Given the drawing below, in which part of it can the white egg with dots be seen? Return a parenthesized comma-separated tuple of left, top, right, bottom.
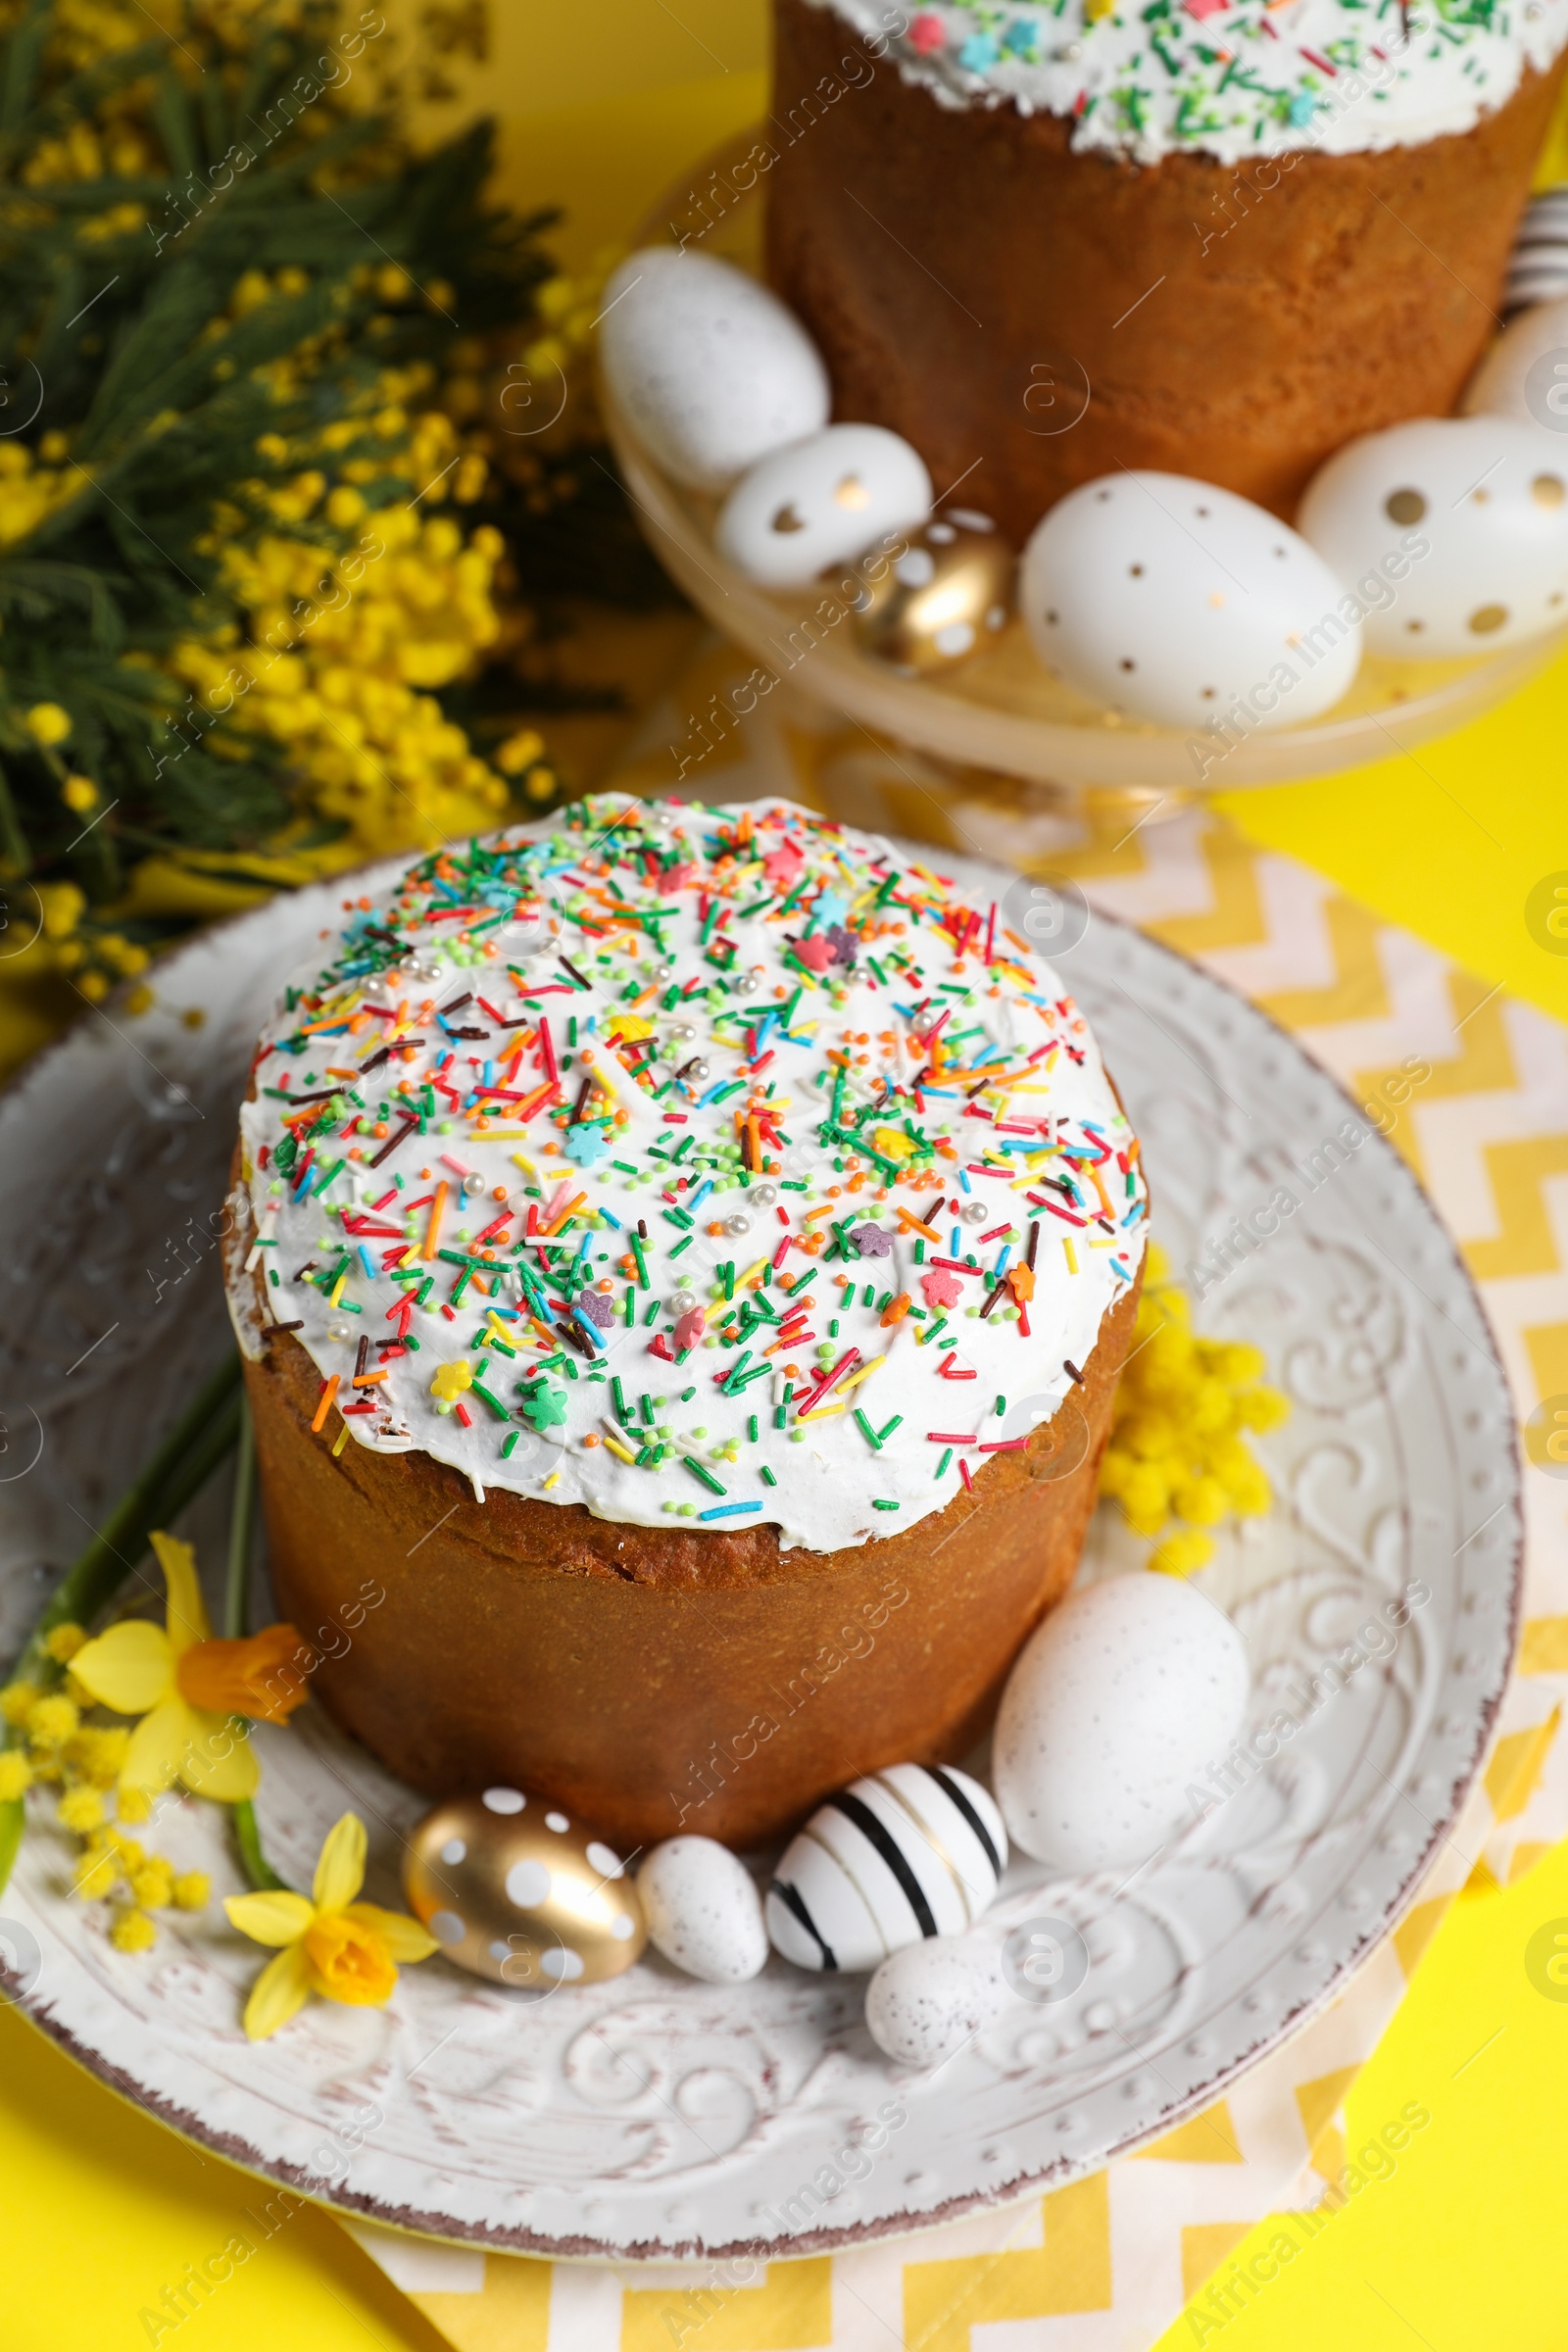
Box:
(598, 247, 830, 493)
(1021, 471, 1361, 728)
(766, 1763, 1006, 1974)
(715, 423, 933, 589)
(1298, 416, 1568, 658)
(1462, 294, 1568, 430)
(993, 1573, 1250, 1873)
(639, 1837, 768, 1984)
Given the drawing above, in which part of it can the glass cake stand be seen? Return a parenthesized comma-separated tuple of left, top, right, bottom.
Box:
(597, 130, 1564, 805)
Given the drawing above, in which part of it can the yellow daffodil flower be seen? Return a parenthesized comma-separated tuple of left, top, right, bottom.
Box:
(224, 1813, 438, 2039)
(69, 1533, 310, 1802)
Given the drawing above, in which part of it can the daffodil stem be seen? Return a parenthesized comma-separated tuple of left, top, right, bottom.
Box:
(0, 1796, 21, 1897)
(9, 1351, 244, 1697)
(223, 1400, 257, 1642)
(0, 1349, 245, 1898)
(220, 1397, 291, 1894)
(231, 1796, 288, 1892)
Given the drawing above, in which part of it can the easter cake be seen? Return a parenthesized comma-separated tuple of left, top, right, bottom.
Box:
(765, 0, 1568, 533)
(229, 796, 1148, 1849)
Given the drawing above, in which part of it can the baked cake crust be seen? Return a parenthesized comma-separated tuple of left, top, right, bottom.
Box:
(245, 1276, 1137, 1848)
(767, 0, 1566, 531)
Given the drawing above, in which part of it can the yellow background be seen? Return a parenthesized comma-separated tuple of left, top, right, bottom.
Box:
(6, 10, 1568, 2346)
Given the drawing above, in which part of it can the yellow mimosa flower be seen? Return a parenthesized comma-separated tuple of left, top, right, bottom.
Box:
(224, 1813, 438, 2039)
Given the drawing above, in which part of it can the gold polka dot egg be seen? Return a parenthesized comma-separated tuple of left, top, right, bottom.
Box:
(404, 1787, 646, 1988)
(852, 512, 1016, 675)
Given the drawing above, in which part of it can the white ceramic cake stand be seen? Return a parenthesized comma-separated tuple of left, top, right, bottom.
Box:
(597, 129, 1566, 798)
(0, 849, 1520, 2259)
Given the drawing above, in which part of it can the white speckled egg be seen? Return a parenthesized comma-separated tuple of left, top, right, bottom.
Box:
(994, 1574, 1250, 1873)
(766, 1763, 1006, 1974)
(1021, 471, 1360, 728)
(638, 1837, 767, 1984)
(864, 1937, 1007, 2070)
(1298, 416, 1568, 658)
(715, 424, 933, 589)
(598, 248, 829, 493)
(403, 1789, 646, 1987)
(1462, 296, 1568, 434)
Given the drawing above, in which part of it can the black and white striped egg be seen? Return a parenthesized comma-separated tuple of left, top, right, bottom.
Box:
(1505, 187, 1568, 314)
(765, 1764, 1006, 1974)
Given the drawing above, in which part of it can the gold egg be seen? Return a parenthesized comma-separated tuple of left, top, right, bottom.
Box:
(403, 1788, 647, 1987)
(853, 516, 1016, 675)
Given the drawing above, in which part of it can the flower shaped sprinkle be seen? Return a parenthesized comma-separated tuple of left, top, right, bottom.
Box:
(519, 1379, 568, 1430)
(429, 1357, 473, 1408)
(70, 1534, 309, 1802)
(870, 1126, 917, 1163)
(794, 934, 836, 973)
(224, 1812, 438, 2039)
(564, 1123, 611, 1167)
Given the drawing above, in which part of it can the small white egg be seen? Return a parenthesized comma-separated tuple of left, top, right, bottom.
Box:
(1020, 471, 1361, 728)
(638, 1837, 767, 1983)
(1461, 294, 1568, 430)
(599, 248, 829, 493)
(994, 1573, 1250, 1872)
(1298, 416, 1568, 657)
(864, 1938, 1006, 2070)
(715, 424, 933, 589)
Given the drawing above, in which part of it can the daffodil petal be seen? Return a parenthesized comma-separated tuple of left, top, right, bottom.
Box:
(225, 1890, 314, 1947)
(120, 1694, 191, 1792)
(173, 1706, 259, 1803)
(69, 1620, 173, 1715)
(242, 1940, 313, 2039)
(344, 1902, 440, 1963)
(312, 1812, 366, 1912)
(151, 1529, 212, 1655)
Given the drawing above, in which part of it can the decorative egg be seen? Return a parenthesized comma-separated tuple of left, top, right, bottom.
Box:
(1022, 472, 1361, 728)
(715, 424, 933, 590)
(993, 1574, 1249, 1873)
(638, 1837, 768, 1984)
(403, 1787, 646, 1987)
(1461, 295, 1568, 435)
(598, 247, 829, 493)
(1504, 187, 1568, 315)
(852, 512, 1015, 673)
(864, 1937, 1007, 2070)
(765, 1763, 1006, 1973)
(1298, 416, 1568, 658)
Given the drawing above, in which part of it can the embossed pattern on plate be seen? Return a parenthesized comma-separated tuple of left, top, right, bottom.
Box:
(0, 851, 1521, 2259)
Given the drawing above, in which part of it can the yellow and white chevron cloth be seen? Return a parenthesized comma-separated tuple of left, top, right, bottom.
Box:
(341, 667, 1568, 2352)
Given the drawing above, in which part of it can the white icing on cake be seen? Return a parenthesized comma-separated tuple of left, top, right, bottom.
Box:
(803, 0, 1568, 167)
(231, 797, 1146, 1555)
